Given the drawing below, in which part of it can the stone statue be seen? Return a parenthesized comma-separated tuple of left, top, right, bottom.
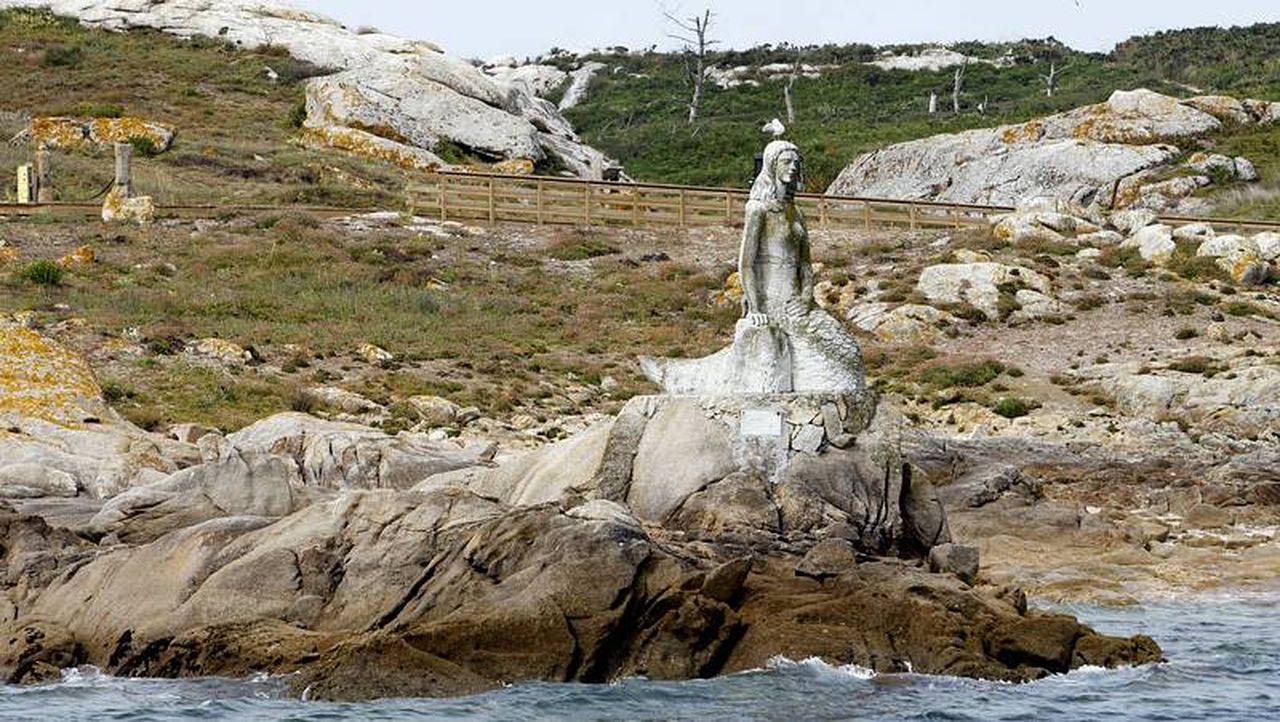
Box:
(641, 140, 865, 395)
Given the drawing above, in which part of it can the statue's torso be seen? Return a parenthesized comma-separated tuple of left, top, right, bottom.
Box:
(752, 202, 806, 317)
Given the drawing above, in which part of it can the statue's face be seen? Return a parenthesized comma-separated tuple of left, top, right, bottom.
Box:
(775, 151, 800, 186)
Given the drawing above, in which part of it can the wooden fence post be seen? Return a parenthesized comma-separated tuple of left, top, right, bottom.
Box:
(536, 180, 544, 225)
(487, 177, 496, 223)
(114, 143, 133, 196)
(678, 189, 687, 226)
(439, 174, 447, 221)
(584, 184, 591, 225)
(34, 150, 53, 203)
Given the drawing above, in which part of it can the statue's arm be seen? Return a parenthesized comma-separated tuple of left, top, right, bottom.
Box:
(739, 204, 766, 318)
(798, 219, 814, 306)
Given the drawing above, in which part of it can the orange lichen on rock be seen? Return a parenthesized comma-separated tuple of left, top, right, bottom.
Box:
(299, 126, 445, 171)
(102, 187, 156, 224)
(30, 117, 89, 148)
(493, 158, 535, 175)
(28, 117, 174, 152)
(87, 117, 175, 151)
(1000, 120, 1044, 145)
(57, 245, 95, 269)
(0, 245, 18, 265)
(0, 324, 105, 428)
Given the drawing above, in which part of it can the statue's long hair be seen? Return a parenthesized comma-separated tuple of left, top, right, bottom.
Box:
(749, 140, 803, 207)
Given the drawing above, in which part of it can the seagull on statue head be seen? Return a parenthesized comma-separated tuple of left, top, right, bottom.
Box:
(761, 118, 786, 138)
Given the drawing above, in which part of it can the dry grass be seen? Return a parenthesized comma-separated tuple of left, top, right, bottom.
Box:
(0, 8, 414, 207)
(0, 216, 737, 430)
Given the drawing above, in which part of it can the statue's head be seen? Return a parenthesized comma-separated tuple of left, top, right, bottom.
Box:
(751, 140, 802, 203)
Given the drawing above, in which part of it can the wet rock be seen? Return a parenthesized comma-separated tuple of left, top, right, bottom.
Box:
(929, 543, 980, 584)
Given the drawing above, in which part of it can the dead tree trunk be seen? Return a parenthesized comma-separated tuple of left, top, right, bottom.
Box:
(928, 90, 938, 115)
(952, 60, 967, 114)
(1041, 62, 1066, 97)
(665, 8, 717, 124)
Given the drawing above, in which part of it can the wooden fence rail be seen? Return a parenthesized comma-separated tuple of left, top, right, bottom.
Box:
(406, 171, 1013, 232)
(406, 170, 1280, 235)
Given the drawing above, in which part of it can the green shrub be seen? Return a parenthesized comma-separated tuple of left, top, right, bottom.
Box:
(547, 236, 619, 261)
(991, 397, 1032, 419)
(1168, 356, 1224, 376)
(917, 359, 1006, 389)
(41, 44, 82, 68)
(287, 100, 307, 129)
(17, 259, 64, 286)
(79, 103, 125, 118)
(1174, 327, 1199, 340)
(128, 135, 160, 157)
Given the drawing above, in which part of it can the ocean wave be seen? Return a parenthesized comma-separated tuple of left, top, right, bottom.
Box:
(764, 655, 878, 679)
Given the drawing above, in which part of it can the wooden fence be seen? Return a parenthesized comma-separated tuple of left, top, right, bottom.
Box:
(405, 171, 1011, 231)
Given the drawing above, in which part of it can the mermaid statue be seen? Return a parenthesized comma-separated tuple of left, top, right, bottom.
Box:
(641, 140, 865, 395)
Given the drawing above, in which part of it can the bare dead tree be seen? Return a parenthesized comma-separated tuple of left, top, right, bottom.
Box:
(1040, 61, 1068, 97)
(783, 52, 802, 123)
(952, 58, 967, 114)
(664, 8, 718, 124)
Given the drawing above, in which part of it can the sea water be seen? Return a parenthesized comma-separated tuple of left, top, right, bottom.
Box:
(2, 592, 1276, 721)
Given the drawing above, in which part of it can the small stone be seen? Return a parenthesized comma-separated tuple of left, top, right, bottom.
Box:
(1183, 503, 1232, 529)
(795, 538, 857, 581)
(188, 338, 252, 366)
(928, 543, 980, 584)
(357, 343, 394, 366)
(456, 407, 482, 425)
(405, 395, 459, 427)
(790, 424, 825, 454)
(168, 423, 216, 445)
(56, 245, 95, 268)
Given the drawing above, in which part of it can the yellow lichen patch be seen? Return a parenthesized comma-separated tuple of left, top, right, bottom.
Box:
(299, 126, 444, 171)
(0, 246, 18, 265)
(56, 245, 95, 269)
(101, 188, 156, 224)
(0, 325, 105, 428)
(87, 117, 175, 151)
(30, 117, 175, 152)
(1000, 120, 1044, 145)
(493, 158, 535, 175)
(31, 117, 89, 149)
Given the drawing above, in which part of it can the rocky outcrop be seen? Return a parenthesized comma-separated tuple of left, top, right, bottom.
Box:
(0, 477, 1160, 699)
(226, 412, 496, 491)
(0, 329, 1163, 699)
(29, 116, 174, 152)
(867, 47, 1010, 72)
(3, 0, 614, 177)
(827, 89, 1277, 209)
(0, 323, 187, 499)
(915, 262, 1053, 320)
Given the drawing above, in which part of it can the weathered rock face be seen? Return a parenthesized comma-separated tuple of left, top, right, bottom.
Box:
(915, 262, 1053, 320)
(418, 393, 925, 550)
(0, 323, 183, 499)
(827, 88, 1277, 208)
(226, 412, 497, 491)
(3, 0, 613, 177)
(0, 480, 1160, 699)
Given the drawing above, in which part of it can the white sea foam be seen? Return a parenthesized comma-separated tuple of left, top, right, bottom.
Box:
(765, 655, 878, 679)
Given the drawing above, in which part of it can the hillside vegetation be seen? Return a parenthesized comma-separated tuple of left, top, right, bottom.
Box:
(0, 8, 409, 207)
(562, 24, 1280, 201)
